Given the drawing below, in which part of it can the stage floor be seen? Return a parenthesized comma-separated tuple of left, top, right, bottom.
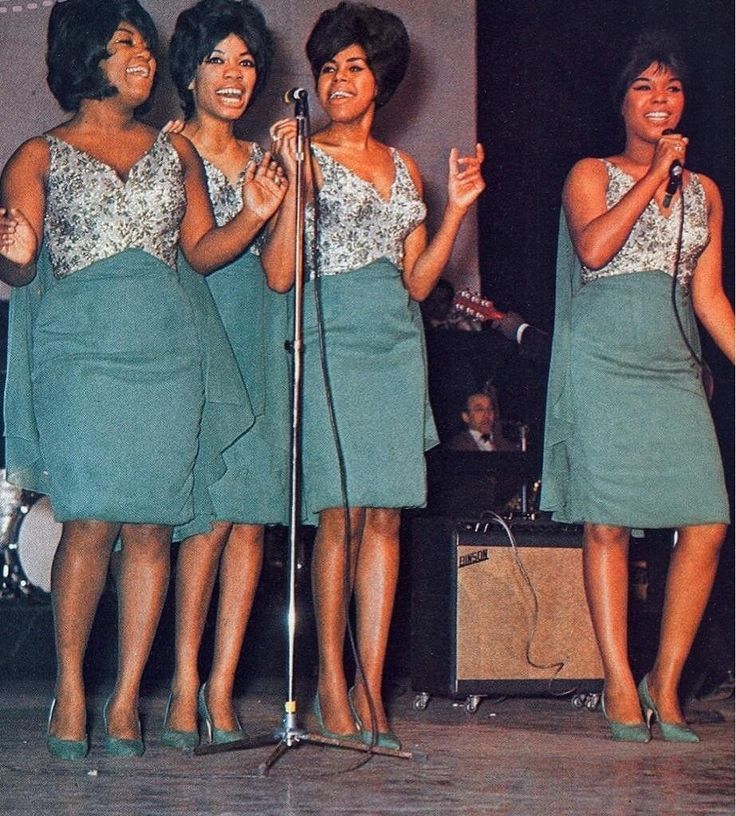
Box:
(2, 677, 733, 815)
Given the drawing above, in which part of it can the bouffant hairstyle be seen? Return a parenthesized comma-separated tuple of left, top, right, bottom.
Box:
(46, 0, 159, 113)
(306, 2, 410, 109)
(611, 30, 688, 114)
(169, 0, 274, 120)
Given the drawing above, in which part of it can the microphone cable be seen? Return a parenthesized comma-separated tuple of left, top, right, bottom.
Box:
(668, 176, 704, 371)
(482, 513, 574, 696)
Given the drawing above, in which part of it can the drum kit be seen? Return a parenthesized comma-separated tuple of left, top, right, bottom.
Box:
(0, 468, 60, 600)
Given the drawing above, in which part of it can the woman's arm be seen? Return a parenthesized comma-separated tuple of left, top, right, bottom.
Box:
(690, 176, 734, 363)
(172, 133, 287, 276)
(259, 118, 302, 293)
(0, 138, 48, 286)
(402, 144, 485, 302)
(563, 136, 683, 270)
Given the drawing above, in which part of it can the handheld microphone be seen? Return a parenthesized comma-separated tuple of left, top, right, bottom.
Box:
(661, 128, 683, 208)
(283, 87, 308, 105)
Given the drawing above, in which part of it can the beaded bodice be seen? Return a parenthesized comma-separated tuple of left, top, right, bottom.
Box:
(200, 143, 265, 255)
(44, 132, 185, 280)
(581, 160, 709, 287)
(305, 144, 426, 278)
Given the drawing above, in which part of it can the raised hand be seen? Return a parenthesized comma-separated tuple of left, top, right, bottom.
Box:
(448, 143, 486, 213)
(241, 151, 288, 222)
(0, 207, 37, 266)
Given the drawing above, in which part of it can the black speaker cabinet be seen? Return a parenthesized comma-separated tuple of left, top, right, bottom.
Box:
(411, 516, 603, 700)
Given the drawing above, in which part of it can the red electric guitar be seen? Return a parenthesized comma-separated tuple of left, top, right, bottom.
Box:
(451, 289, 505, 324)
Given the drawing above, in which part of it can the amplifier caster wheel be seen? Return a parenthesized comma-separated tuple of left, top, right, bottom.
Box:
(571, 692, 601, 711)
(464, 695, 483, 714)
(413, 692, 430, 711)
(585, 693, 601, 711)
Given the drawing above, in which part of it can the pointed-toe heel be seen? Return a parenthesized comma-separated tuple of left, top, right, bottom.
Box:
(347, 687, 402, 750)
(600, 694, 651, 743)
(160, 693, 199, 750)
(637, 675, 700, 743)
(197, 684, 246, 745)
(46, 699, 89, 760)
(312, 693, 362, 743)
(103, 697, 144, 757)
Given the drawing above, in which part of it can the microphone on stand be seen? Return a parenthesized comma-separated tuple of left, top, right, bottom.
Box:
(283, 87, 309, 116)
(283, 87, 308, 104)
(661, 128, 683, 208)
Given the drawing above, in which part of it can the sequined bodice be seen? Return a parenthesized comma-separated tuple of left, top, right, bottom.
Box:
(305, 145, 427, 278)
(44, 132, 186, 280)
(201, 143, 265, 255)
(581, 160, 709, 287)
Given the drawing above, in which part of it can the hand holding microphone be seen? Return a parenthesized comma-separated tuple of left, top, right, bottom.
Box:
(660, 128, 687, 208)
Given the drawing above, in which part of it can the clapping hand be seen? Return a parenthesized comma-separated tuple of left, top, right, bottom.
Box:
(0, 207, 37, 266)
(241, 151, 288, 222)
(448, 143, 485, 213)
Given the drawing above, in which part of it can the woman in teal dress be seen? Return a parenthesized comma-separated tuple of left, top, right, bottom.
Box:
(161, 0, 293, 749)
(0, 0, 285, 759)
(541, 32, 733, 742)
(267, 2, 485, 748)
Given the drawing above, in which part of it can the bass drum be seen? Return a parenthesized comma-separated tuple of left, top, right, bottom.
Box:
(17, 495, 62, 594)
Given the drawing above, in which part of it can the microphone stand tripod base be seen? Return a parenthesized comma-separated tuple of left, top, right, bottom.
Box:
(301, 730, 428, 762)
(191, 730, 283, 758)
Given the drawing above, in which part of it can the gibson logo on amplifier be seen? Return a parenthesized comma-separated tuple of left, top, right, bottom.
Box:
(458, 548, 489, 568)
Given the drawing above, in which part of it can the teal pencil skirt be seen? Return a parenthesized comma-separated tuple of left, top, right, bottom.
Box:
(555, 271, 728, 527)
(31, 250, 205, 524)
(300, 259, 438, 523)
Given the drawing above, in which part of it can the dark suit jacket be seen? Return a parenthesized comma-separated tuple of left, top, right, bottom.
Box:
(444, 427, 518, 452)
(518, 325, 550, 365)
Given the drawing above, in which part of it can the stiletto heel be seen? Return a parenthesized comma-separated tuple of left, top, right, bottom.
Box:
(600, 693, 651, 743)
(312, 693, 362, 742)
(348, 687, 401, 750)
(197, 683, 245, 745)
(103, 697, 144, 757)
(637, 675, 700, 743)
(46, 699, 89, 760)
(161, 693, 199, 750)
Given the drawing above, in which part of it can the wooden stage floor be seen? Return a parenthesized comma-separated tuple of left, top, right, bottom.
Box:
(2, 677, 733, 816)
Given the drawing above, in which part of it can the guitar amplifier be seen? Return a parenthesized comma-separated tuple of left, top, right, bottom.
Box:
(411, 515, 603, 699)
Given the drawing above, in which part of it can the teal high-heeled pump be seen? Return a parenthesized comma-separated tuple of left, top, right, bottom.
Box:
(637, 675, 700, 743)
(348, 687, 401, 750)
(46, 699, 89, 760)
(312, 693, 363, 743)
(197, 684, 246, 745)
(103, 697, 144, 757)
(600, 694, 651, 743)
(160, 693, 199, 750)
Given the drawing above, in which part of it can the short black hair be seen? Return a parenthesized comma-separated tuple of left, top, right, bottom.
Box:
(46, 0, 159, 113)
(306, 2, 410, 109)
(612, 30, 688, 113)
(169, 0, 274, 120)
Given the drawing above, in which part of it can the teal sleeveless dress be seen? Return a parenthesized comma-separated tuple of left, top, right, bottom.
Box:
(4, 133, 249, 526)
(175, 145, 291, 538)
(300, 145, 438, 523)
(541, 161, 729, 528)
